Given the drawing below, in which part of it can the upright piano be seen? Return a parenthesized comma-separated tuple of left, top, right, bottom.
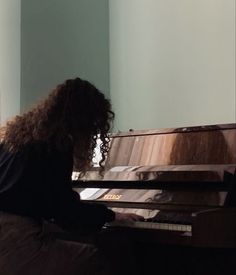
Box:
(72, 123, 236, 275)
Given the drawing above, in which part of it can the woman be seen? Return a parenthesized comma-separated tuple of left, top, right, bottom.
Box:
(0, 77, 143, 275)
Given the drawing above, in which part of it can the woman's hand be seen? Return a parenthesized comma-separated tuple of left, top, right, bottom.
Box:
(114, 212, 144, 223)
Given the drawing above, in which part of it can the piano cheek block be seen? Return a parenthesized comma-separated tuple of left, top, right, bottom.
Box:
(192, 208, 236, 248)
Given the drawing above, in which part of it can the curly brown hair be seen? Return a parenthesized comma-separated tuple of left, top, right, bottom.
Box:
(0, 77, 114, 173)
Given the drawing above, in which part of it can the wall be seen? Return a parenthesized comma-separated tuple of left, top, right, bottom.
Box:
(109, 0, 236, 131)
(0, 0, 21, 123)
(21, 0, 109, 112)
(1, 0, 235, 130)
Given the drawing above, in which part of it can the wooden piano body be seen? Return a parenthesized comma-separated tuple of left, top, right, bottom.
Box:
(72, 123, 236, 275)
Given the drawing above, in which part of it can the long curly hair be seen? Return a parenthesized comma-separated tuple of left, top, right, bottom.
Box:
(0, 77, 114, 173)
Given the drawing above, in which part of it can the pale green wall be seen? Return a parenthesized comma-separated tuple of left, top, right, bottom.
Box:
(0, 0, 21, 123)
(2, 0, 235, 131)
(21, 0, 109, 112)
(110, 0, 236, 131)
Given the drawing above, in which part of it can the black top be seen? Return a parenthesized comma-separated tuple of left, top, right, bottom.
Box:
(0, 142, 115, 231)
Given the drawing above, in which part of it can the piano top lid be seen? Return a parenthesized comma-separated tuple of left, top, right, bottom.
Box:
(109, 123, 236, 138)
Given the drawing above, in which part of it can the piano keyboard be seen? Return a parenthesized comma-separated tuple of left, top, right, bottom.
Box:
(105, 210, 193, 232)
(105, 220, 192, 232)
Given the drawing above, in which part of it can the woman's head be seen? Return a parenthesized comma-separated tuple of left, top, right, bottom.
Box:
(1, 77, 114, 172)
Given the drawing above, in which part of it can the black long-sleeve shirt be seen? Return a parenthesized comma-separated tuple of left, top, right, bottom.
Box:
(0, 142, 115, 231)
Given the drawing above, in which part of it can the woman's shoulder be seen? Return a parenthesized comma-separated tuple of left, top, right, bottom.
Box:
(0, 142, 29, 167)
